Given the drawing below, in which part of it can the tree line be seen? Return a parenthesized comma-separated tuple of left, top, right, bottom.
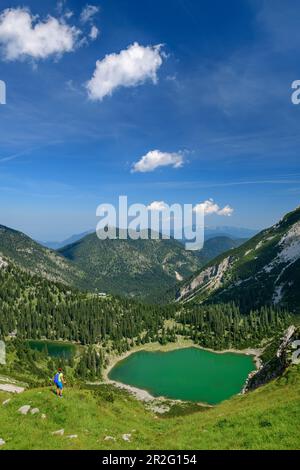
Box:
(0, 263, 292, 381)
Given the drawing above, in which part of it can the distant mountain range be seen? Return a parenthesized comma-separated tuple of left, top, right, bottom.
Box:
(39, 230, 93, 250)
(178, 206, 300, 313)
(203, 225, 258, 240)
(39, 225, 257, 250)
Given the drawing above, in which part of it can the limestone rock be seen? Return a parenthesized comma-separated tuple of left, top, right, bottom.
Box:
(0, 384, 25, 394)
(18, 405, 31, 415)
(30, 408, 40, 415)
(52, 429, 64, 436)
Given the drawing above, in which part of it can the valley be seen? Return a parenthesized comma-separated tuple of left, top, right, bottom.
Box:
(0, 206, 300, 449)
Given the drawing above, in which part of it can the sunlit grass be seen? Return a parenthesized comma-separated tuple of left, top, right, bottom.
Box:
(0, 366, 300, 450)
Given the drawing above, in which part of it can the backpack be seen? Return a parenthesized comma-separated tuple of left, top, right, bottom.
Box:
(54, 372, 60, 385)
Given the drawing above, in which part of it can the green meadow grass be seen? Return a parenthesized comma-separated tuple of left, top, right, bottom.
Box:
(1, 366, 300, 450)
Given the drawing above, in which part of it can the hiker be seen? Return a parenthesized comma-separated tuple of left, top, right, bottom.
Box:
(54, 368, 65, 398)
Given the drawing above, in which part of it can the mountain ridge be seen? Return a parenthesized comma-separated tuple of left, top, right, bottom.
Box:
(0, 224, 86, 288)
(177, 206, 300, 312)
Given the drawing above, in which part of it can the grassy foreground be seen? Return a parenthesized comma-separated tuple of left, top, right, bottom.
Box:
(1, 365, 300, 450)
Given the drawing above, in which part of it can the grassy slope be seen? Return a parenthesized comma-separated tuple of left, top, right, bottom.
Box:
(1, 365, 300, 450)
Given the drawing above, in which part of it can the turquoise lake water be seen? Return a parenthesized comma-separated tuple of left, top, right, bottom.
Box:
(27, 340, 75, 359)
(109, 347, 255, 404)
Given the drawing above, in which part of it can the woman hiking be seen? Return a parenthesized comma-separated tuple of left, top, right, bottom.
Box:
(53, 368, 65, 398)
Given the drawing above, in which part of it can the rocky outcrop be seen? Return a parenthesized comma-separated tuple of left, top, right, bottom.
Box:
(243, 326, 300, 392)
(0, 256, 8, 269)
(178, 256, 234, 301)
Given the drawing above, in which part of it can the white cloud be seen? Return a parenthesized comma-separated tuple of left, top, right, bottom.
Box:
(147, 201, 169, 211)
(86, 42, 164, 101)
(0, 8, 81, 61)
(132, 150, 184, 173)
(56, 1, 66, 14)
(217, 204, 234, 216)
(89, 25, 99, 40)
(64, 10, 74, 20)
(80, 4, 100, 23)
(56, 1, 73, 19)
(194, 199, 234, 216)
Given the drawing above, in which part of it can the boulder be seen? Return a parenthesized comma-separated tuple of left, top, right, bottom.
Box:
(51, 429, 64, 436)
(0, 384, 24, 394)
(30, 408, 40, 415)
(18, 405, 31, 415)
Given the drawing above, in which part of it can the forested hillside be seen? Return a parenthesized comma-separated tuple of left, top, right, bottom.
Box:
(0, 225, 85, 288)
(59, 229, 202, 302)
(0, 256, 290, 381)
(0, 223, 247, 303)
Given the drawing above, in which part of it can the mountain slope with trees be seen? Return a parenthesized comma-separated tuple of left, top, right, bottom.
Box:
(58, 231, 244, 302)
(0, 224, 85, 288)
(0, 223, 246, 302)
(59, 230, 201, 302)
(178, 206, 300, 313)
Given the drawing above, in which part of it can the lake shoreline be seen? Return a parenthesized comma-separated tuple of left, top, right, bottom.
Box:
(102, 339, 262, 403)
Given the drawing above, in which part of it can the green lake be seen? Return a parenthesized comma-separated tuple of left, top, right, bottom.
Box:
(27, 340, 75, 359)
(109, 347, 255, 404)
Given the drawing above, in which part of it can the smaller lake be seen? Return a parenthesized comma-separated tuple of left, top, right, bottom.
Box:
(27, 340, 75, 359)
(109, 347, 255, 404)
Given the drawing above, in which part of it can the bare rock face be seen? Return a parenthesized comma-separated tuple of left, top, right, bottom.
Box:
(178, 256, 234, 301)
(243, 325, 300, 393)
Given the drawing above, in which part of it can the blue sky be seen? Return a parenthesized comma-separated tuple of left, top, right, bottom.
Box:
(0, 0, 300, 240)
